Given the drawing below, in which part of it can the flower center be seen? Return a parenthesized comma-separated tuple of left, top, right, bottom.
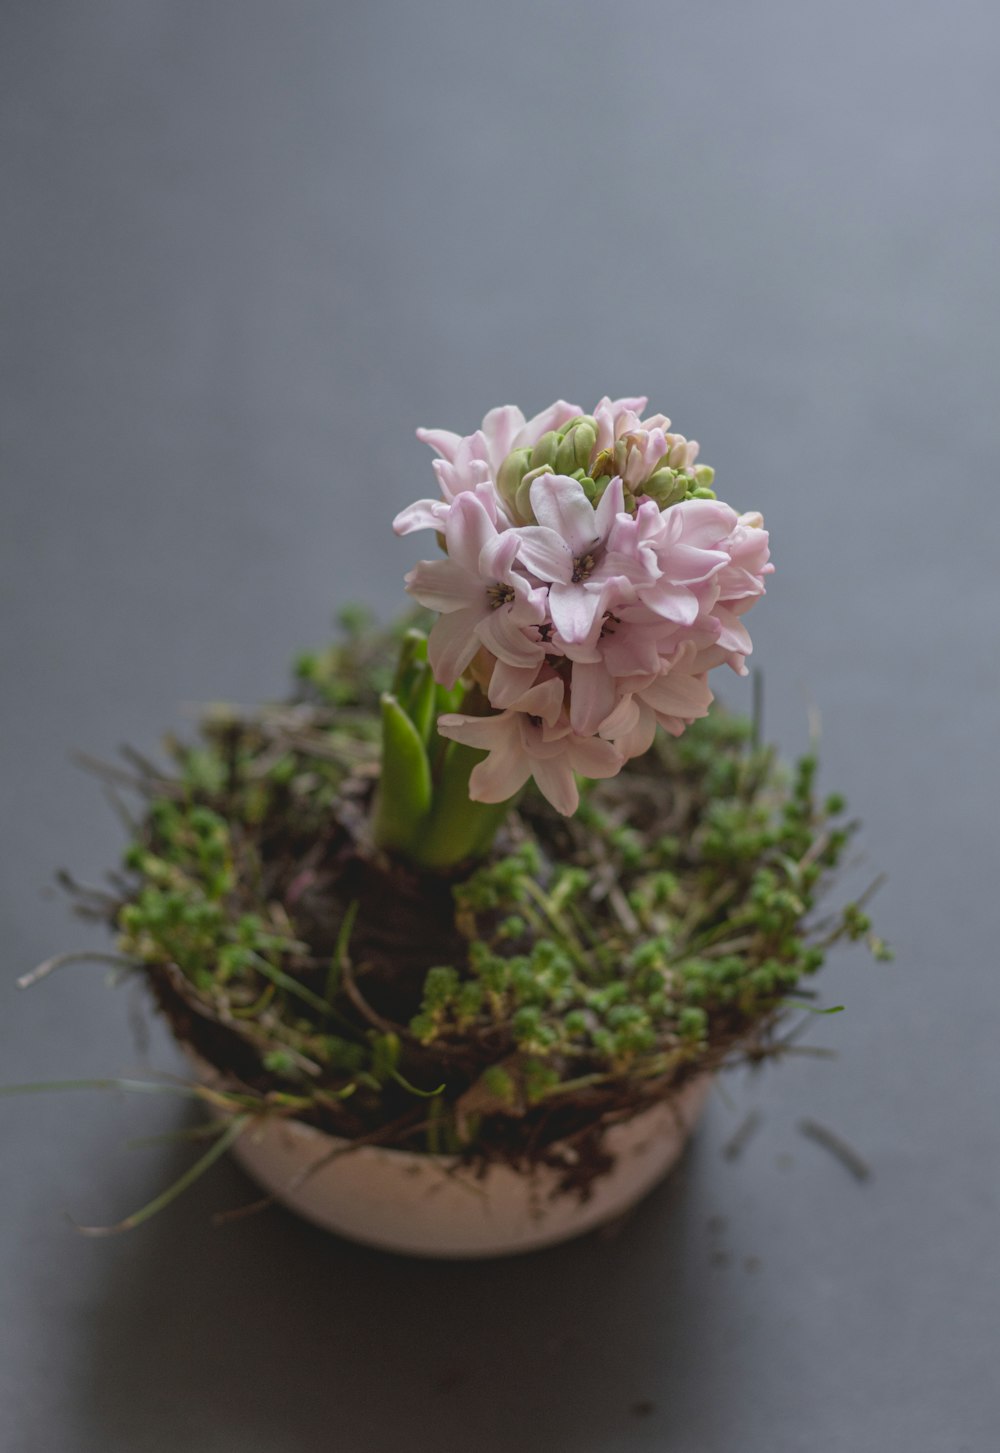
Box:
(486, 582, 515, 609)
(571, 552, 597, 583)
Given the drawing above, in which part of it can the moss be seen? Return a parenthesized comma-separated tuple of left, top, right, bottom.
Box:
(96, 615, 886, 1160)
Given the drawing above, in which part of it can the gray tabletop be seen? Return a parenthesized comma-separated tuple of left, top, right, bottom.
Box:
(2, 3, 997, 1450)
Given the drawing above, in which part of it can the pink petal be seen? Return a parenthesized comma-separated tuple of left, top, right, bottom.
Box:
(673, 498, 738, 546)
(427, 608, 484, 687)
(548, 582, 603, 643)
(432, 454, 491, 503)
(437, 711, 509, 750)
(529, 475, 599, 556)
(597, 696, 638, 738)
(469, 742, 533, 803)
(530, 757, 579, 816)
(593, 475, 625, 539)
(480, 406, 526, 469)
(393, 498, 449, 536)
(663, 540, 729, 585)
(445, 492, 498, 576)
(405, 558, 483, 614)
(515, 675, 565, 726)
(487, 660, 543, 709)
(477, 609, 545, 669)
(416, 427, 463, 462)
(640, 577, 701, 626)
(610, 700, 659, 761)
(566, 735, 624, 780)
(641, 670, 714, 718)
(712, 606, 753, 655)
(604, 394, 648, 420)
(513, 525, 573, 583)
(514, 400, 582, 450)
(478, 529, 520, 583)
(569, 661, 618, 736)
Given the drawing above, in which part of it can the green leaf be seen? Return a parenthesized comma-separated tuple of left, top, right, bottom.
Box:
(372, 693, 433, 852)
(391, 630, 429, 697)
(405, 662, 437, 745)
(409, 740, 512, 870)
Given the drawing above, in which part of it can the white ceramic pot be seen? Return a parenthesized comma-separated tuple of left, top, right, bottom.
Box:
(209, 1072, 712, 1259)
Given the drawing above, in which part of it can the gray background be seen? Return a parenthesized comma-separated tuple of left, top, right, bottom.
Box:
(1, 2, 997, 1450)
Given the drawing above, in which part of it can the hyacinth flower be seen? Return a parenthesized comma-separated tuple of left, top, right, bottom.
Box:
(377, 397, 773, 870)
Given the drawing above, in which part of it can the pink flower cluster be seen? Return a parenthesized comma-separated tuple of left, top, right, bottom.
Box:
(394, 397, 773, 816)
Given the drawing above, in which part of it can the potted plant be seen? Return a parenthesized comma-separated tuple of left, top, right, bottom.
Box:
(14, 395, 887, 1256)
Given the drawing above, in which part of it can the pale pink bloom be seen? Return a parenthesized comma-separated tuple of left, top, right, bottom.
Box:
(715, 510, 774, 603)
(592, 396, 649, 455)
(393, 479, 505, 538)
(438, 676, 623, 816)
(516, 475, 656, 643)
(557, 601, 683, 735)
(476, 400, 583, 471)
(591, 395, 701, 492)
(600, 644, 715, 760)
(396, 401, 584, 539)
(396, 396, 774, 801)
(411, 401, 583, 514)
(484, 648, 548, 710)
(612, 499, 727, 625)
(404, 493, 547, 687)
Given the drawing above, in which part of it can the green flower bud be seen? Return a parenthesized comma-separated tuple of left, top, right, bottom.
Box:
(557, 413, 597, 437)
(496, 446, 532, 518)
(528, 430, 562, 471)
(693, 464, 715, 489)
(513, 463, 553, 525)
(644, 468, 688, 508)
(555, 420, 597, 475)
